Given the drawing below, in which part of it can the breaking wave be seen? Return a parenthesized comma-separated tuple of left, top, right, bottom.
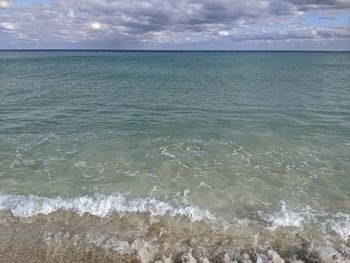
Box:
(0, 193, 216, 222)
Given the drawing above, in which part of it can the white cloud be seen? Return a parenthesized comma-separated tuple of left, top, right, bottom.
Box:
(0, 0, 10, 9)
(218, 31, 230, 36)
(87, 22, 106, 30)
(68, 11, 75, 19)
(0, 22, 15, 31)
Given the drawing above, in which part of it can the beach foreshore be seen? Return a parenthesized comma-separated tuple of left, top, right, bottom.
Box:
(0, 242, 347, 263)
(0, 211, 349, 263)
(0, 247, 304, 263)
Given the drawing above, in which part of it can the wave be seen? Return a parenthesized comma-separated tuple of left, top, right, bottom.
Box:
(0, 193, 216, 222)
(0, 193, 349, 244)
(261, 201, 306, 229)
(261, 201, 350, 242)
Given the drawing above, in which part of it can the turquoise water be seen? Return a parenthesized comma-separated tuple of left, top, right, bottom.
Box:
(0, 51, 350, 261)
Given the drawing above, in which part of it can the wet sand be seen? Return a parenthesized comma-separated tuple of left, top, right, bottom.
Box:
(0, 211, 349, 263)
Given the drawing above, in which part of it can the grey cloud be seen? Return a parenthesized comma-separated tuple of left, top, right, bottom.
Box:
(286, 0, 350, 10)
(269, 0, 350, 15)
(269, 1, 299, 15)
(0, 0, 349, 49)
(229, 27, 350, 42)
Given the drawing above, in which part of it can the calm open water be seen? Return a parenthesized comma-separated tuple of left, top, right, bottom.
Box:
(0, 51, 349, 262)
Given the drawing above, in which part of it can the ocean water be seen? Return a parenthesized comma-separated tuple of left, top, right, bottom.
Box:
(0, 51, 349, 262)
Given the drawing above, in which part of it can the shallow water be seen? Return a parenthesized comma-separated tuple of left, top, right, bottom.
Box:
(0, 51, 350, 262)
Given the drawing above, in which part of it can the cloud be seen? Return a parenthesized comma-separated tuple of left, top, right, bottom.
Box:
(269, 1, 300, 15)
(218, 31, 230, 36)
(0, 22, 15, 31)
(87, 22, 104, 30)
(229, 27, 350, 42)
(0, 0, 349, 49)
(0, 0, 10, 9)
(286, 0, 350, 11)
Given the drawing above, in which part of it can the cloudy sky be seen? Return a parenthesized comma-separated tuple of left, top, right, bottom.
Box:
(0, 0, 349, 50)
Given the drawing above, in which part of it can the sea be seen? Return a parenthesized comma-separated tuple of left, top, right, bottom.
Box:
(0, 51, 349, 262)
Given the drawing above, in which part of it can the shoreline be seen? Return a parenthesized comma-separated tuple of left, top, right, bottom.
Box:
(0, 211, 349, 263)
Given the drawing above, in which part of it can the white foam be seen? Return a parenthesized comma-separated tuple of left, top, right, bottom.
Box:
(160, 147, 176, 158)
(74, 160, 87, 168)
(0, 193, 216, 222)
(261, 202, 350, 242)
(261, 201, 305, 229)
(328, 213, 350, 241)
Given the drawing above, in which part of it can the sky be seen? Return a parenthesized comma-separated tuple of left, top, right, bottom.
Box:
(0, 0, 349, 50)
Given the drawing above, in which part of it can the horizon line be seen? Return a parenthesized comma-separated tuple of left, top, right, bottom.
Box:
(0, 49, 350, 52)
